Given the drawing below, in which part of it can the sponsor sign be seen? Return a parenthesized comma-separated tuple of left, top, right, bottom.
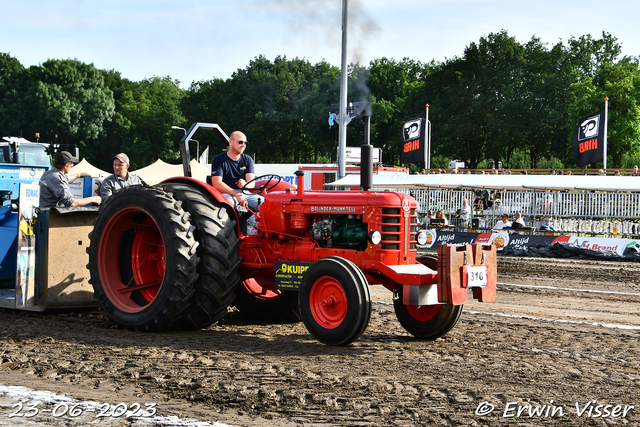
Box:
(275, 261, 312, 291)
(16, 184, 39, 308)
(416, 231, 628, 253)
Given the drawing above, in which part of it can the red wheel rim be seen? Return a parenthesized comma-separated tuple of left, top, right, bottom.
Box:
(98, 208, 165, 312)
(309, 277, 347, 329)
(406, 304, 441, 321)
(241, 277, 280, 301)
(131, 217, 165, 302)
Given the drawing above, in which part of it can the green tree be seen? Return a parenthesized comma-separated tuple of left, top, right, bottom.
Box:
(367, 57, 430, 166)
(0, 53, 27, 136)
(182, 55, 341, 164)
(19, 59, 115, 151)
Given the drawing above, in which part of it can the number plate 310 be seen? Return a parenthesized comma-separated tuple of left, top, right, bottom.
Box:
(462, 265, 488, 288)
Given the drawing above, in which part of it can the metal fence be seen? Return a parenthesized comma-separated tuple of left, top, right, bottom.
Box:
(407, 189, 640, 237)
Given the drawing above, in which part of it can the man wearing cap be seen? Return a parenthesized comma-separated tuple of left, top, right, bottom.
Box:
(99, 153, 143, 200)
(39, 151, 102, 208)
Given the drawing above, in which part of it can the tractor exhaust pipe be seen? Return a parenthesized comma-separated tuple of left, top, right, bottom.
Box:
(295, 170, 305, 196)
(360, 114, 373, 191)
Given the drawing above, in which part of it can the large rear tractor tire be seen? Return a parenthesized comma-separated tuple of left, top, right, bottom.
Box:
(88, 186, 199, 331)
(234, 277, 300, 323)
(159, 183, 242, 329)
(299, 257, 371, 346)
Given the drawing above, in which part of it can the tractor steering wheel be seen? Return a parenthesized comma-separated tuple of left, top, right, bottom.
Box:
(241, 174, 283, 195)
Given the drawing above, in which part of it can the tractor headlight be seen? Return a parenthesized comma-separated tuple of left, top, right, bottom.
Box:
(416, 230, 428, 246)
(368, 230, 382, 245)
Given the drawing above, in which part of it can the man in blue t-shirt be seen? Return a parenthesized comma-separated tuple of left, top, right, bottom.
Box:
(210, 131, 261, 211)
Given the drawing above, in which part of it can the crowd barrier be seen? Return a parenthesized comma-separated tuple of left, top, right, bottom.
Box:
(408, 189, 640, 238)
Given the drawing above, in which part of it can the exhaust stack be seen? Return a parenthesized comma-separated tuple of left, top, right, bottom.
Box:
(360, 114, 373, 191)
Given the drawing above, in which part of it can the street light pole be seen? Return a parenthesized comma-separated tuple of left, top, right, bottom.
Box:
(337, 0, 349, 180)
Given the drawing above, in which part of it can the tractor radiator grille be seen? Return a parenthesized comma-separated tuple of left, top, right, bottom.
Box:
(379, 207, 418, 250)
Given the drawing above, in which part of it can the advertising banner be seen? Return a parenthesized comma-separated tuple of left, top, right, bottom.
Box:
(420, 230, 639, 257)
(400, 111, 426, 164)
(573, 109, 605, 167)
(16, 183, 39, 308)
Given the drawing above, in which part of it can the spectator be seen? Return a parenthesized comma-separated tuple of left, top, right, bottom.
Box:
(565, 170, 572, 175)
(513, 211, 526, 227)
(598, 169, 605, 176)
(520, 170, 528, 175)
(473, 190, 486, 210)
(435, 210, 448, 226)
(457, 198, 472, 224)
(614, 170, 621, 176)
(631, 165, 639, 176)
(493, 213, 511, 230)
(99, 153, 143, 199)
(39, 151, 102, 208)
(421, 210, 433, 227)
(550, 169, 556, 175)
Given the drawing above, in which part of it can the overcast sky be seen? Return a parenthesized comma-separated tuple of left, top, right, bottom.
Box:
(3, 0, 639, 88)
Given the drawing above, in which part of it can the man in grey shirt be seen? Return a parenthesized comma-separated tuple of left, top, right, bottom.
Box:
(99, 153, 143, 199)
(39, 151, 102, 209)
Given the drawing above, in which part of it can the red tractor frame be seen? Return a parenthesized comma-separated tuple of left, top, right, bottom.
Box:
(88, 123, 496, 345)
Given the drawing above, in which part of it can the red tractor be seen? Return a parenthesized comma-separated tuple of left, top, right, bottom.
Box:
(88, 123, 496, 345)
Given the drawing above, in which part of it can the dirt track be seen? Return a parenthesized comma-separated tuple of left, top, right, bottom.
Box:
(1, 256, 639, 426)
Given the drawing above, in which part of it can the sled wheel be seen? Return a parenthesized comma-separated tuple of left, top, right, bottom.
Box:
(88, 186, 198, 331)
(234, 277, 300, 323)
(393, 299, 463, 339)
(299, 256, 371, 346)
(159, 183, 242, 329)
(241, 174, 282, 195)
(393, 254, 462, 339)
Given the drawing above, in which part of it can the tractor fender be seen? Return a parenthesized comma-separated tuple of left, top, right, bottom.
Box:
(159, 176, 239, 226)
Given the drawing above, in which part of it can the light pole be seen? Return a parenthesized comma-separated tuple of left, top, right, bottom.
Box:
(171, 126, 186, 135)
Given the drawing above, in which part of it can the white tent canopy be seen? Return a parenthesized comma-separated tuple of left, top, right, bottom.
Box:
(70, 159, 110, 177)
(326, 174, 640, 192)
(71, 159, 211, 185)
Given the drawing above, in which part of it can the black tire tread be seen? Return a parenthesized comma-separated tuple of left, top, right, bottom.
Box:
(159, 183, 242, 330)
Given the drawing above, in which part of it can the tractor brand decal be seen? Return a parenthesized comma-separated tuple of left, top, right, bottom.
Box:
(310, 206, 357, 213)
(275, 261, 312, 291)
(402, 199, 411, 212)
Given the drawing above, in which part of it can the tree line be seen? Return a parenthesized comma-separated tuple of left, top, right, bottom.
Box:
(1, 30, 638, 172)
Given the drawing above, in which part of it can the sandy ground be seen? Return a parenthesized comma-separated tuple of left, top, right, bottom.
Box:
(1, 256, 639, 426)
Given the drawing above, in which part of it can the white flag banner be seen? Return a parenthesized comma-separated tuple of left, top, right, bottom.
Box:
(198, 146, 209, 165)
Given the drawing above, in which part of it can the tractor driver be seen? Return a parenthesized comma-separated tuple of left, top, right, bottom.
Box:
(210, 131, 262, 211)
(39, 151, 102, 208)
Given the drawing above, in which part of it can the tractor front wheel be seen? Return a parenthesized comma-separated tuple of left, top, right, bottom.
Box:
(299, 257, 371, 346)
